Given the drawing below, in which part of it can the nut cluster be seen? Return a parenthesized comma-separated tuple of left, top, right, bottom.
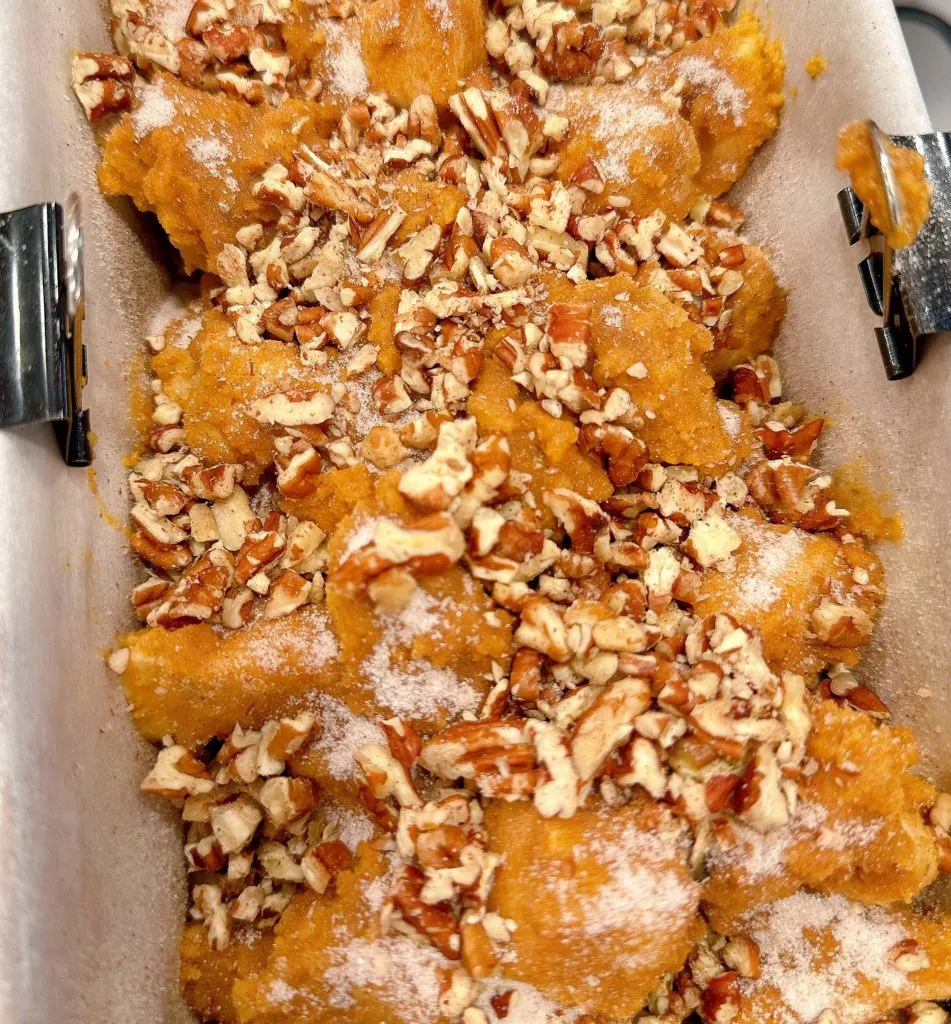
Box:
(485, 0, 739, 88)
(139, 712, 355, 949)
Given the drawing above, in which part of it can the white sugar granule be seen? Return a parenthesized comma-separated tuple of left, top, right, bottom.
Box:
(151, 0, 194, 40)
(311, 694, 385, 781)
(186, 136, 239, 193)
(323, 20, 369, 98)
(239, 607, 338, 674)
(338, 516, 386, 564)
(360, 850, 400, 913)
(324, 937, 450, 1021)
(361, 589, 480, 719)
(146, 292, 203, 350)
(576, 825, 697, 937)
(548, 86, 672, 183)
(186, 136, 230, 170)
(266, 979, 298, 1006)
(171, 314, 203, 348)
(729, 516, 807, 612)
(545, 813, 698, 941)
(708, 802, 825, 883)
(477, 978, 582, 1023)
(741, 891, 910, 1024)
(601, 304, 624, 330)
(133, 79, 176, 139)
(324, 804, 376, 852)
(425, 0, 455, 31)
(678, 56, 749, 124)
(717, 401, 741, 439)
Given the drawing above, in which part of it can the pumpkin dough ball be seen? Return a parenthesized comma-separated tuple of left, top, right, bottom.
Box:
(639, 12, 785, 199)
(551, 83, 703, 219)
(118, 604, 342, 747)
(703, 700, 940, 934)
(485, 800, 704, 1019)
(731, 891, 951, 1024)
(361, 0, 487, 107)
(697, 229, 787, 379)
(98, 75, 337, 273)
(150, 308, 335, 482)
(232, 840, 455, 1023)
(694, 512, 884, 679)
(543, 272, 753, 473)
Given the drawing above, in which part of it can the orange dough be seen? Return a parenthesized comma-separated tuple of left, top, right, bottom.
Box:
(543, 273, 753, 472)
(640, 12, 785, 198)
(99, 75, 337, 273)
(486, 800, 704, 1018)
(694, 512, 884, 678)
(732, 891, 951, 1024)
(231, 840, 455, 1023)
(703, 700, 940, 934)
(836, 121, 932, 248)
(361, 0, 487, 108)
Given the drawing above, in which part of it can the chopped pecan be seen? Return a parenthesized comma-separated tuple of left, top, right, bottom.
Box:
(264, 570, 312, 618)
(700, 972, 740, 1024)
(811, 598, 873, 648)
(547, 302, 592, 368)
(514, 597, 570, 662)
(150, 548, 235, 628)
(756, 418, 825, 459)
(71, 52, 134, 121)
(571, 678, 651, 783)
(545, 488, 609, 554)
(331, 513, 466, 597)
(579, 424, 649, 487)
(390, 866, 460, 960)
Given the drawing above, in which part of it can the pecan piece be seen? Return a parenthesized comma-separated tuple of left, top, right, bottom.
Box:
(150, 548, 235, 628)
(390, 866, 460, 960)
(71, 52, 134, 121)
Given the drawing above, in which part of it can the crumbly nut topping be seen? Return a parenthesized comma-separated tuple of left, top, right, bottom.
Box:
(139, 713, 358, 949)
(485, 0, 739, 88)
(97, 0, 316, 116)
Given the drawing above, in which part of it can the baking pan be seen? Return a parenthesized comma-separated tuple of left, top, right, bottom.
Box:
(0, 0, 944, 1021)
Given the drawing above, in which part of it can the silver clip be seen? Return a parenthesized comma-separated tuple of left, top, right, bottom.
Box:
(838, 129, 951, 380)
(0, 195, 91, 465)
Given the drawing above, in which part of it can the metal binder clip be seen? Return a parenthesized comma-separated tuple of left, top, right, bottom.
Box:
(0, 195, 91, 466)
(837, 126, 951, 381)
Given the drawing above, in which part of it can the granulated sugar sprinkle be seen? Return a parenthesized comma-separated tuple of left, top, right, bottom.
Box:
(310, 694, 385, 781)
(323, 803, 376, 852)
(324, 937, 451, 1021)
(187, 136, 230, 171)
(678, 56, 749, 123)
(133, 79, 176, 139)
(545, 813, 697, 939)
(425, 0, 455, 31)
(239, 607, 339, 674)
(601, 304, 624, 329)
(151, 0, 194, 40)
(477, 978, 583, 1023)
(728, 516, 806, 612)
(740, 891, 911, 1024)
(323, 20, 369, 98)
(361, 589, 480, 719)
